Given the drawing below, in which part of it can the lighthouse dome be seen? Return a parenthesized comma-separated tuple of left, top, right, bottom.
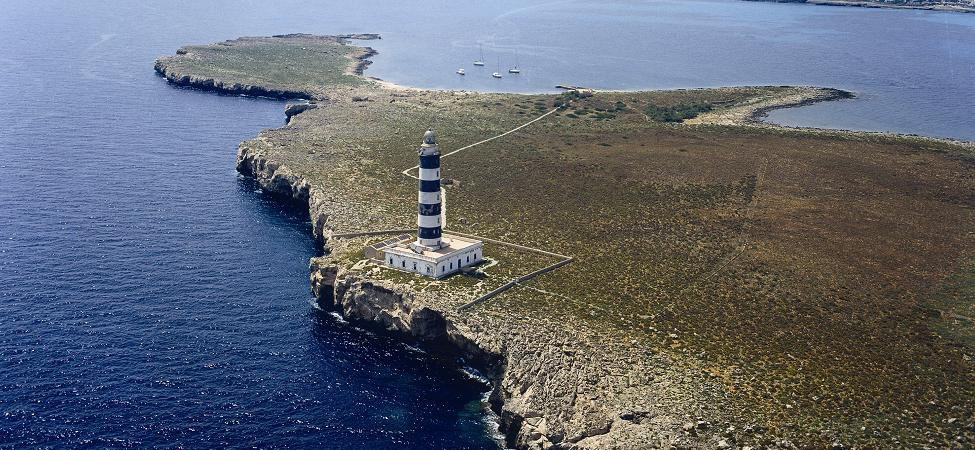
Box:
(422, 129, 437, 145)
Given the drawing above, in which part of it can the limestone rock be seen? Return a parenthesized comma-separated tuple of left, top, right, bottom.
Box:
(285, 102, 319, 122)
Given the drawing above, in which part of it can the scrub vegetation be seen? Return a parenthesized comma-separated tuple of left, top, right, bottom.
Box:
(157, 35, 975, 447)
(154, 34, 371, 98)
(643, 101, 713, 122)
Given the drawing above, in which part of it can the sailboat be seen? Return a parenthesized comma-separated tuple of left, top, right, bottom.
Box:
(492, 58, 502, 78)
(508, 54, 521, 74)
(473, 44, 485, 66)
(456, 68, 465, 75)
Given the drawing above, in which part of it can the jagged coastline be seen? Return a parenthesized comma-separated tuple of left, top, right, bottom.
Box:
(229, 93, 803, 446)
(158, 33, 975, 448)
(153, 59, 313, 100)
(235, 137, 739, 448)
(153, 33, 381, 101)
(235, 144, 559, 448)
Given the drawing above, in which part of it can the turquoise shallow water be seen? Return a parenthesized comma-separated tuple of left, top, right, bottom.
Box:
(1, 0, 972, 447)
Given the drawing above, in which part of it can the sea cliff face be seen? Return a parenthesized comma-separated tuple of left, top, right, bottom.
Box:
(235, 139, 733, 449)
(230, 85, 975, 449)
(153, 33, 380, 101)
(154, 59, 313, 100)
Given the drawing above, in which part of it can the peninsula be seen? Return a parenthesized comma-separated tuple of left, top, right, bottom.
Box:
(156, 34, 975, 448)
(744, 0, 975, 13)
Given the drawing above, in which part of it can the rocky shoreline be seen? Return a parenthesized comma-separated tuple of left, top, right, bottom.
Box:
(153, 33, 381, 101)
(745, 87, 855, 124)
(680, 86, 854, 127)
(158, 33, 975, 448)
(236, 141, 636, 448)
(687, 86, 975, 148)
(743, 0, 975, 13)
(235, 137, 749, 449)
(234, 142, 516, 442)
(153, 58, 312, 100)
(229, 86, 791, 447)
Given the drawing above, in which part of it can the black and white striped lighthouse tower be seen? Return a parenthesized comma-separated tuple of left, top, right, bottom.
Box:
(415, 129, 444, 249)
(381, 129, 482, 278)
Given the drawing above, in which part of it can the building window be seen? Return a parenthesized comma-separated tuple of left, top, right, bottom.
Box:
(426, 266, 431, 274)
(413, 262, 416, 270)
(389, 258, 393, 265)
(402, 261, 406, 268)
(449, 262, 453, 269)
(466, 255, 469, 263)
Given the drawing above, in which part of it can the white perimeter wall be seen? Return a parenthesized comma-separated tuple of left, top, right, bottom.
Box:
(384, 244, 483, 278)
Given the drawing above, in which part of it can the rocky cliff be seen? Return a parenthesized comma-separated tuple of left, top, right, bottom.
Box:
(235, 135, 742, 449)
(154, 59, 313, 100)
(160, 33, 975, 448)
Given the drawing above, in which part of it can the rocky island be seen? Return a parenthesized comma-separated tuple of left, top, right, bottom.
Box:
(156, 34, 975, 448)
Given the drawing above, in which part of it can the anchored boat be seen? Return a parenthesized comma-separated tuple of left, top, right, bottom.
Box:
(473, 44, 485, 66)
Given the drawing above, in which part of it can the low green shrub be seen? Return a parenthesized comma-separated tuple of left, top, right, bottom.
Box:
(644, 101, 712, 123)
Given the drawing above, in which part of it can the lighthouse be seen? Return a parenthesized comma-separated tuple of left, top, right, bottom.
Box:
(377, 129, 484, 278)
(414, 129, 444, 250)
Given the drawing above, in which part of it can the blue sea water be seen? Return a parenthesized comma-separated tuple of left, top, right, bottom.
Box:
(361, 0, 975, 140)
(1, 0, 973, 448)
(0, 2, 499, 448)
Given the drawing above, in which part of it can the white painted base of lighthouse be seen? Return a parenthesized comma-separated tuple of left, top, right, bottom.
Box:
(381, 234, 483, 278)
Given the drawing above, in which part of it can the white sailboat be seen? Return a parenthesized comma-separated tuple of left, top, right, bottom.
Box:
(492, 58, 502, 78)
(456, 68, 465, 75)
(508, 54, 520, 74)
(473, 44, 485, 66)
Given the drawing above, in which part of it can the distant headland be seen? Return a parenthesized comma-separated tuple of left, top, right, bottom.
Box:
(744, 0, 975, 13)
(155, 34, 975, 448)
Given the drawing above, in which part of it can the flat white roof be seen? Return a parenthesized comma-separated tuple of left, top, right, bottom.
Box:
(383, 234, 482, 263)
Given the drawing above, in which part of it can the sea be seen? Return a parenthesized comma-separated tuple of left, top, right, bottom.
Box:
(1, 0, 972, 448)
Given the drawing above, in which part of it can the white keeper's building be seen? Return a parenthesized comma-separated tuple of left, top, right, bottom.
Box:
(378, 129, 484, 278)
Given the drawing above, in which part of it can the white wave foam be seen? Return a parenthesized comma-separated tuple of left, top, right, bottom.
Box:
(459, 365, 490, 385)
